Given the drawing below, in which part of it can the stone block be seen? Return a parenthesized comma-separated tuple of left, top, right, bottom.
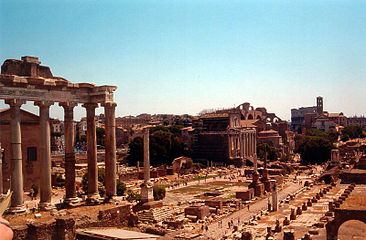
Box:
(184, 205, 210, 220)
(290, 208, 296, 220)
(236, 188, 254, 201)
(302, 203, 308, 211)
(205, 199, 223, 211)
(296, 207, 302, 215)
(283, 230, 295, 240)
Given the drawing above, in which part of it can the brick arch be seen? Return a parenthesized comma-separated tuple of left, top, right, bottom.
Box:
(326, 209, 366, 240)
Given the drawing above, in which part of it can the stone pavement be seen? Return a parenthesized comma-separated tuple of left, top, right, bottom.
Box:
(204, 181, 304, 239)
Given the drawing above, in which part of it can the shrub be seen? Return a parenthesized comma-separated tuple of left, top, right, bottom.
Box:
(126, 190, 141, 203)
(116, 180, 127, 196)
(153, 185, 166, 201)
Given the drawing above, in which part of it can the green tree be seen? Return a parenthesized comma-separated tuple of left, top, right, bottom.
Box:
(153, 185, 166, 200)
(127, 137, 143, 166)
(341, 125, 365, 139)
(295, 130, 336, 164)
(127, 125, 186, 166)
(257, 142, 279, 161)
(116, 179, 127, 196)
(96, 127, 105, 146)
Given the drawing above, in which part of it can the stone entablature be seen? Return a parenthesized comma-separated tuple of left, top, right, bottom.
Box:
(0, 57, 116, 104)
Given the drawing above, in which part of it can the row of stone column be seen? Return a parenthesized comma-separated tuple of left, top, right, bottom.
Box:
(4, 99, 117, 212)
(242, 131, 256, 159)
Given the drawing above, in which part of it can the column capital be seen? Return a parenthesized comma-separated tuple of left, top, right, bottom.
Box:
(34, 101, 54, 108)
(59, 102, 78, 109)
(82, 103, 99, 110)
(5, 99, 26, 108)
(101, 102, 117, 108)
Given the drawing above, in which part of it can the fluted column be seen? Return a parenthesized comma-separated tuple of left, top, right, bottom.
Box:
(60, 102, 79, 204)
(103, 102, 117, 199)
(5, 99, 26, 213)
(83, 103, 99, 202)
(35, 101, 54, 210)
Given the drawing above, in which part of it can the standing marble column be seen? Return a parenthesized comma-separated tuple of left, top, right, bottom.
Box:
(35, 101, 54, 210)
(271, 180, 278, 211)
(103, 102, 117, 199)
(141, 127, 153, 203)
(5, 99, 26, 213)
(83, 103, 100, 202)
(60, 102, 79, 204)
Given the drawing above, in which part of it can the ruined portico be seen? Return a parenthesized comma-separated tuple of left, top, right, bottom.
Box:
(0, 56, 117, 211)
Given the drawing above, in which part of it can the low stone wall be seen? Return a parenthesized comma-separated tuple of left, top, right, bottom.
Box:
(119, 171, 139, 181)
(77, 204, 131, 229)
(13, 217, 75, 240)
(205, 198, 223, 211)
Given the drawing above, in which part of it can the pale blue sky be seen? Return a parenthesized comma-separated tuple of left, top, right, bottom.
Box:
(1, 0, 365, 120)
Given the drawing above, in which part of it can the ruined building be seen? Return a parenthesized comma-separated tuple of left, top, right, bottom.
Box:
(192, 110, 256, 166)
(0, 56, 117, 213)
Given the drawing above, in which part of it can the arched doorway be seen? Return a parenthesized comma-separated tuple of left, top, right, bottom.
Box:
(338, 220, 366, 240)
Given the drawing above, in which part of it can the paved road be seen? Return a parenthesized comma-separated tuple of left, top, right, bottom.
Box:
(205, 180, 304, 239)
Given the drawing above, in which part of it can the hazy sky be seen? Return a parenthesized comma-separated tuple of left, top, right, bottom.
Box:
(1, 0, 365, 121)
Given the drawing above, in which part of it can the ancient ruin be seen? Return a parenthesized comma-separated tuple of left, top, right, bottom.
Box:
(0, 56, 117, 211)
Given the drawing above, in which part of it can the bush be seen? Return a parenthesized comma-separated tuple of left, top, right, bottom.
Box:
(126, 190, 141, 203)
(116, 180, 127, 196)
(55, 174, 65, 187)
(153, 185, 166, 201)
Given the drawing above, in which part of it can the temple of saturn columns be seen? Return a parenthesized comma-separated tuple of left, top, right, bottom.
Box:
(0, 56, 117, 213)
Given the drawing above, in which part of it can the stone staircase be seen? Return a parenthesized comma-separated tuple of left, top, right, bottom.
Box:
(137, 207, 174, 223)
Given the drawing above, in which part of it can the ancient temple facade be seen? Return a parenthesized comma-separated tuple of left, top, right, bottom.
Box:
(192, 111, 256, 166)
(0, 56, 117, 212)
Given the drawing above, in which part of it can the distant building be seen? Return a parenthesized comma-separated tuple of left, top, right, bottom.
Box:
(313, 114, 337, 132)
(347, 116, 366, 128)
(192, 111, 256, 166)
(291, 96, 323, 131)
(257, 130, 282, 148)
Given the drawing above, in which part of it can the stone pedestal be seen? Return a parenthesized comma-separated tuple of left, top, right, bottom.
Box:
(283, 230, 295, 240)
(290, 208, 296, 220)
(249, 171, 264, 197)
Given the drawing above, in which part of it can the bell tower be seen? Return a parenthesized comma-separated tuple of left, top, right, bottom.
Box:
(316, 96, 323, 115)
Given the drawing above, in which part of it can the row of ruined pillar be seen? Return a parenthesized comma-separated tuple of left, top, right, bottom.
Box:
(229, 130, 256, 161)
(4, 99, 117, 213)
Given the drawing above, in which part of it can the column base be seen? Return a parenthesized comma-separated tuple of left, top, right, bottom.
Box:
(86, 193, 101, 205)
(141, 185, 154, 203)
(103, 195, 117, 203)
(8, 205, 27, 214)
(39, 202, 56, 211)
(64, 197, 80, 206)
